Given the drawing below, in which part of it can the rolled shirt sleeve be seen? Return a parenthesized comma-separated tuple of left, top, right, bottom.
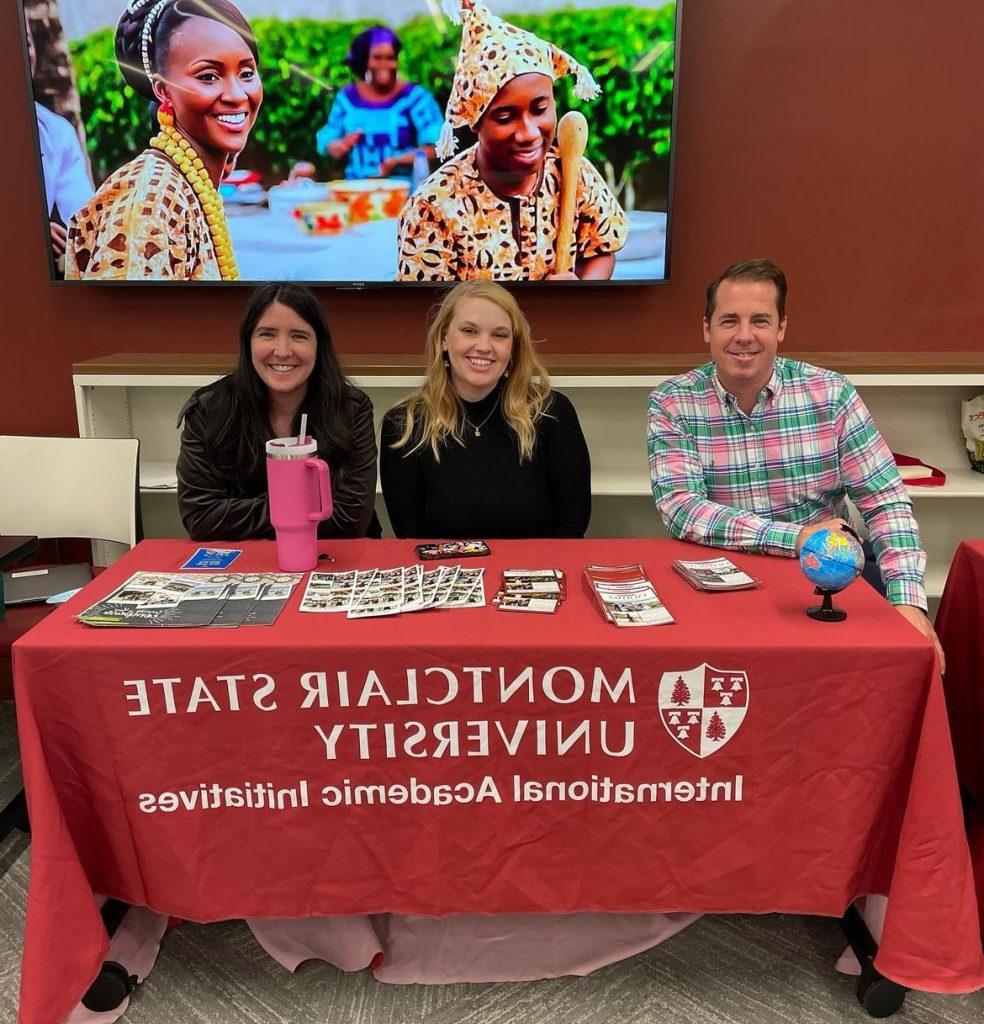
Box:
(834, 383, 927, 608)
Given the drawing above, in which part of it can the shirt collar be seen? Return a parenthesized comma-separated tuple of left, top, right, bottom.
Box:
(710, 359, 784, 411)
(459, 144, 557, 202)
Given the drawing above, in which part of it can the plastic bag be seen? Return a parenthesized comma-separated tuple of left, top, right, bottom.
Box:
(962, 394, 984, 474)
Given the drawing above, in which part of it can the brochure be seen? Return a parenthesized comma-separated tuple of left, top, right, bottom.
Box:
(584, 564, 674, 627)
(495, 593, 560, 614)
(239, 577, 304, 625)
(493, 568, 566, 613)
(78, 571, 236, 628)
(672, 556, 760, 592)
(78, 571, 302, 628)
(210, 582, 263, 627)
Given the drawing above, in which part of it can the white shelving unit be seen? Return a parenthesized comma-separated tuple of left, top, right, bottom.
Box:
(73, 353, 984, 609)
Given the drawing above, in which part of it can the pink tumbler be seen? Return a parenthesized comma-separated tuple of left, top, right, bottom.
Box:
(265, 436, 332, 571)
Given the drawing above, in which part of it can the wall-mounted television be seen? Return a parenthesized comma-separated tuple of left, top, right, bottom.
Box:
(21, 0, 679, 286)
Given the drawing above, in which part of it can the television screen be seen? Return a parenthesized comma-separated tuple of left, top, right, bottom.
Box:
(22, 0, 679, 285)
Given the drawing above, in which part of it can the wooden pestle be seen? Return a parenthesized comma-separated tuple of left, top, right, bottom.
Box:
(555, 111, 589, 276)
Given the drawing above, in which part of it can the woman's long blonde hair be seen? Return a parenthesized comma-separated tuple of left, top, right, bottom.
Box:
(391, 281, 551, 461)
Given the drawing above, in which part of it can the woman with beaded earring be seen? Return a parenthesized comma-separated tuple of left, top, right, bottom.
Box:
(65, 0, 262, 280)
(380, 280, 591, 538)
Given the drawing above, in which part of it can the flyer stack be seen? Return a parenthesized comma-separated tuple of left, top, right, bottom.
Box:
(492, 569, 566, 613)
(299, 565, 486, 617)
(78, 572, 303, 628)
(672, 556, 759, 591)
(583, 564, 674, 627)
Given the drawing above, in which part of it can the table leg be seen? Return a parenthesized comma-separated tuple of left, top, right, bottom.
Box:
(839, 905, 908, 1017)
(81, 899, 137, 1013)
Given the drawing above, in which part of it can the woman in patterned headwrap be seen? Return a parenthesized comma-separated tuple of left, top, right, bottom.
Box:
(397, 0, 627, 282)
(65, 0, 263, 281)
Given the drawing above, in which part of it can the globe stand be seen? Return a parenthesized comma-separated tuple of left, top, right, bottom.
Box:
(807, 587, 847, 622)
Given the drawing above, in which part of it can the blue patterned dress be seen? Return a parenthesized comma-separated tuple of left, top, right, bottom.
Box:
(316, 82, 443, 180)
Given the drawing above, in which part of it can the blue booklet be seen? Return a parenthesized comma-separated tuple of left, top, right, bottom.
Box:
(181, 548, 243, 570)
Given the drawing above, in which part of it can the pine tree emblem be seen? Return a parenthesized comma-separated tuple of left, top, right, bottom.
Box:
(706, 711, 726, 742)
(670, 676, 691, 705)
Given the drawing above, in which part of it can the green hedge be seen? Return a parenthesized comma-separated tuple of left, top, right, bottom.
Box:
(71, 5, 675, 198)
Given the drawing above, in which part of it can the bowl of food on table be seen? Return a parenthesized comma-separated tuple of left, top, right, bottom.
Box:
(291, 201, 350, 236)
(327, 179, 410, 224)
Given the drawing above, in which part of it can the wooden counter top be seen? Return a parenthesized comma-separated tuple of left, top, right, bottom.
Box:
(73, 351, 984, 377)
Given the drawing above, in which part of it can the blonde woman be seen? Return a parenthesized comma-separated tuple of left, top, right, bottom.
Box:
(380, 281, 590, 537)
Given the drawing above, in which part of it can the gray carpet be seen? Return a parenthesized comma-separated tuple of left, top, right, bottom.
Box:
(2, 700, 982, 1023)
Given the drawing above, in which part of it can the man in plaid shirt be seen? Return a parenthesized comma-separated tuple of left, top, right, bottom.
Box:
(648, 258, 943, 665)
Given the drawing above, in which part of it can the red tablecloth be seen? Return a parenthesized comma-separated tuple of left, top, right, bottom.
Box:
(14, 539, 984, 1023)
(935, 539, 984, 919)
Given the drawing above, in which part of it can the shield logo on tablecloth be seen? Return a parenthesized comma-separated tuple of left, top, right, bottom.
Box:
(657, 664, 749, 758)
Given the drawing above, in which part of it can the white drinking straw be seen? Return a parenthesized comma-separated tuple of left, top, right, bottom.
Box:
(298, 413, 307, 447)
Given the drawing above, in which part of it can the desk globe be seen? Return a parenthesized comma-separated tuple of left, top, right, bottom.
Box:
(799, 527, 865, 621)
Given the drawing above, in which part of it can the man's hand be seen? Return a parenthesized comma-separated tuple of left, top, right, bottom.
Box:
(49, 221, 68, 257)
(795, 518, 850, 554)
(895, 604, 946, 673)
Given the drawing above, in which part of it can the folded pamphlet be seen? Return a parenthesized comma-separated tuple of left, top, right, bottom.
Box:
(584, 564, 674, 627)
(493, 568, 566, 613)
(78, 571, 302, 628)
(672, 557, 759, 592)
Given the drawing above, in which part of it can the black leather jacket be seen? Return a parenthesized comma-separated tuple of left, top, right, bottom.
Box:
(176, 377, 380, 541)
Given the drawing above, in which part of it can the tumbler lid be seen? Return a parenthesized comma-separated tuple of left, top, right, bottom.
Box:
(266, 436, 317, 459)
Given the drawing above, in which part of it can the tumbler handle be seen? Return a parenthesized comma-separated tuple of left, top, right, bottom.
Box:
(306, 458, 332, 522)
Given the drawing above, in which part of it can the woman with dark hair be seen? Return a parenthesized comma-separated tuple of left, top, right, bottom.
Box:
(176, 283, 379, 540)
(66, 0, 263, 280)
(316, 25, 442, 180)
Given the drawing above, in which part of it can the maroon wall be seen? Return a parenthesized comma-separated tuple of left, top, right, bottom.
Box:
(3, 0, 982, 437)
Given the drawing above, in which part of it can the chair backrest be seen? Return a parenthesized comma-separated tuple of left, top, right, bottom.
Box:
(0, 436, 140, 548)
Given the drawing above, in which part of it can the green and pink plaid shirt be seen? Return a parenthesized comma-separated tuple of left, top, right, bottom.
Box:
(648, 357, 926, 608)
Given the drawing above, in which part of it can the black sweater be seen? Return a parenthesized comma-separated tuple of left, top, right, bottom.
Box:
(176, 377, 380, 541)
(380, 386, 591, 539)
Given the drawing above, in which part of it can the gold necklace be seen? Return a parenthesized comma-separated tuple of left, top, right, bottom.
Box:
(148, 114, 238, 281)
